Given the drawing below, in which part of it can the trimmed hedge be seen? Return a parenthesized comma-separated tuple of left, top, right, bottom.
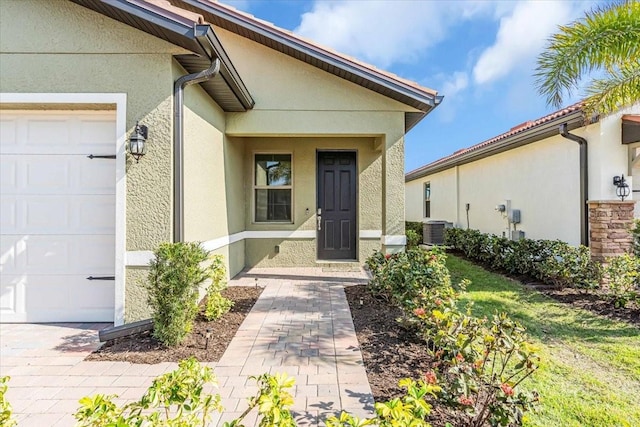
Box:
(444, 228, 602, 288)
(406, 221, 424, 244)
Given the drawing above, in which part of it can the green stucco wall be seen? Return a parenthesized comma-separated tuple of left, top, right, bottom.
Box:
(0, 0, 185, 323)
(1, 0, 413, 321)
(242, 137, 382, 266)
(0, 0, 181, 251)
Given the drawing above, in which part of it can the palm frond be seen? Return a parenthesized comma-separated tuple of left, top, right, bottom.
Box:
(535, 1, 640, 109)
(582, 63, 640, 117)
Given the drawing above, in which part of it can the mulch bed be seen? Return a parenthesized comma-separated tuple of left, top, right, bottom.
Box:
(345, 285, 467, 427)
(345, 255, 639, 426)
(86, 286, 263, 364)
(518, 279, 640, 326)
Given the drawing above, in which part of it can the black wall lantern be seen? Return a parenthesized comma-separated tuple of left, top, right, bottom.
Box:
(129, 122, 149, 163)
(613, 174, 631, 201)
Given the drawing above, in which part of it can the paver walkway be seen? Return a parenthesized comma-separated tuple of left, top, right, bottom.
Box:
(0, 267, 374, 426)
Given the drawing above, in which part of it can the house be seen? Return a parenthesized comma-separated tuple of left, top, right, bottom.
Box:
(405, 103, 640, 254)
(0, 0, 441, 324)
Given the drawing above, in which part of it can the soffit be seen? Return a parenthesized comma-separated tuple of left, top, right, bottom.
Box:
(69, 0, 253, 112)
(622, 115, 640, 145)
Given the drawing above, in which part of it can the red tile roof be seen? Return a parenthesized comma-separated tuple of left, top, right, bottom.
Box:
(406, 102, 585, 179)
(142, 0, 205, 25)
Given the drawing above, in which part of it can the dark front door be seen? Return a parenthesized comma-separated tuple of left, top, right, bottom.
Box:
(317, 151, 357, 260)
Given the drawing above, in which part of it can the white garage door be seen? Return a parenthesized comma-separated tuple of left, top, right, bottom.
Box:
(1, 111, 116, 322)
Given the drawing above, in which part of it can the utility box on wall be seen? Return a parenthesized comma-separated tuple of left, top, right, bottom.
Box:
(508, 209, 521, 224)
(511, 230, 525, 241)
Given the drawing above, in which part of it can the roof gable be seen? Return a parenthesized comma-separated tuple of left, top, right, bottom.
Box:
(71, 0, 441, 128)
(170, 0, 442, 130)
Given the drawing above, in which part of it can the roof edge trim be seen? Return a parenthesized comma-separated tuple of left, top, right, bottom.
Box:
(194, 26, 255, 109)
(179, 0, 437, 110)
(405, 110, 587, 182)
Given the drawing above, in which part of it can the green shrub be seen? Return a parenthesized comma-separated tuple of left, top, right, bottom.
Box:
(204, 254, 234, 321)
(1, 376, 16, 427)
(365, 247, 540, 426)
(366, 248, 453, 307)
(444, 228, 602, 288)
(406, 229, 420, 249)
(632, 219, 640, 257)
(436, 313, 540, 427)
(605, 253, 640, 308)
(327, 377, 439, 427)
(248, 373, 297, 427)
(75, 358, 222, 426)
(146, 242, 212, 346)
(405, 221, 424, 244)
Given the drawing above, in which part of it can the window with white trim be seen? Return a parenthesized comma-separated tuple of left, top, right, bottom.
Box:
(254, 154, 292, 222)
(424, 182, 431, 218)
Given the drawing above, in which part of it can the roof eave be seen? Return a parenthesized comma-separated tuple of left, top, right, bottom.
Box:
(405, 109, 586, 182)
(70, 0, 253, 112)
(175, 0, 438, 113)
(195, 27, 255, 109)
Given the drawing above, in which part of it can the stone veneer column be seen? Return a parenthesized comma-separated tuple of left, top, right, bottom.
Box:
(587, 200, 636, 262)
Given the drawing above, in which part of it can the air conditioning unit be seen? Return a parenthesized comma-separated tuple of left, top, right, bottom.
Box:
(423, 221, 449, 245)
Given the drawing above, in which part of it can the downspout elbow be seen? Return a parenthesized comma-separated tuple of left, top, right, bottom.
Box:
(559, 123, 589, 246)
(173, 58, 221, 243)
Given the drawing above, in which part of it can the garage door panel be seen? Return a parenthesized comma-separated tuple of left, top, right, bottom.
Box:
(26, 159, 71, 191)
(0, 200, 17, 231)
(80, 120, 118, 150)
(27, 118, 72, 148)
(0, 117, 17, 147)
(0, 110, 116, 323)
(1, 112, 116, 155)
(78, 198, 116, 233)
(26, 199, 70, 230)
(1, 155, 115, 195)
(1, 235, 115, 275)
(0, 158, 17, 190)
(1, 195, 115, 235)
(1, 275, 114, 322)
(0, 279, 20, 315)
(78, 160, 117, 193)
(75, 236, 116, 272)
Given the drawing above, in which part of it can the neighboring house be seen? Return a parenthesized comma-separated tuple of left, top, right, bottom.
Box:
(406, 103, 640, 247)
(0, 0, 441, 324)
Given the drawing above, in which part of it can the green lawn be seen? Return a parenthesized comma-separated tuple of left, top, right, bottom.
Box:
(446, 254, 640, 427)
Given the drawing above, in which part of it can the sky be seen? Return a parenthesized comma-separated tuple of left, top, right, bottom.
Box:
(221, 0, 601, 172)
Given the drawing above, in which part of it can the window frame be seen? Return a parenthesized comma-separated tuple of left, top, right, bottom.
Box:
(424, 181, 431, 218)
(252, 152, 294, 224)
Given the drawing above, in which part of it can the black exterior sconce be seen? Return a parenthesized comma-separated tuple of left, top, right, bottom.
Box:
(128, 122, 149, 163)
(613, 174, 631, 201)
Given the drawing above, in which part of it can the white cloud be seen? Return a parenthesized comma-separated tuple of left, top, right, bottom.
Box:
(295, 1, 496, 68)
(472, 1, 586, 85)
(441, 72, 469, 98)
(425, 71, 470, 123)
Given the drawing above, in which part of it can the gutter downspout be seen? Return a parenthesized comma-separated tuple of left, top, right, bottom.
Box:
(560, 123, 589, 246)
(173, 58, 220, 242)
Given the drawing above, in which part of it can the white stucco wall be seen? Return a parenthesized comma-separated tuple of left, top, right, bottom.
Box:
(406, 112, 638, 246)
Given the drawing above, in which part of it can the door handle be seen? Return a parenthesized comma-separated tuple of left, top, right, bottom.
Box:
(317, 215, 322, 231)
